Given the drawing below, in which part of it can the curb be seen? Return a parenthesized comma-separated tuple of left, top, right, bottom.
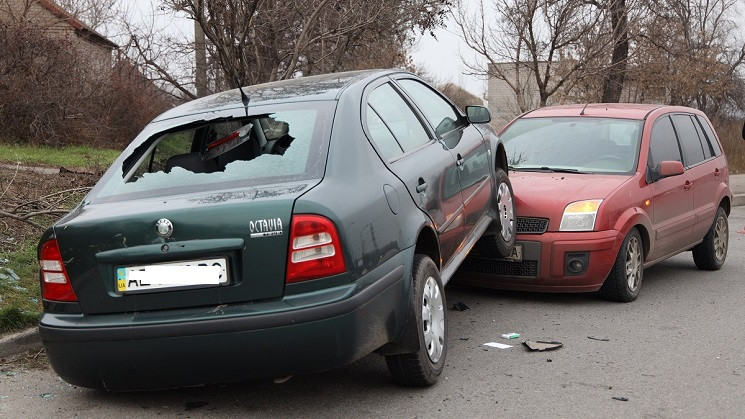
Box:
(0, 327, 42, 359)
(734, 194, 745, 207)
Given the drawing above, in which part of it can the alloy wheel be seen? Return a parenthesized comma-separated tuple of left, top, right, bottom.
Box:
(714, 215, 728, 261)
(625, 236, 642, 291)
(498, 182, 514, 242)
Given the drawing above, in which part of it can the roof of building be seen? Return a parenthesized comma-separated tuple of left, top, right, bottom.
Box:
(38, 0, 117, 49)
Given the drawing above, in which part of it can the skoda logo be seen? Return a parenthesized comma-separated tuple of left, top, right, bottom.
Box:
(155, 218, 173, 238)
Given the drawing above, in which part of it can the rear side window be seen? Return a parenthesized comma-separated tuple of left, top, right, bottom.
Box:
(396, 79, 464, 137)
(91, 101, 334, 203)
(648, 116, 682, 169)
(695, 115, 722, 157)
(367, 83, 430, 153)
(671, 114, 705, 166)
(366, 105, 404, 160)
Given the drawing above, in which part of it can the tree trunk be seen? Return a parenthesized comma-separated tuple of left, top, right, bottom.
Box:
(194, 1, 208, 97)
(601, 0, 628, 103)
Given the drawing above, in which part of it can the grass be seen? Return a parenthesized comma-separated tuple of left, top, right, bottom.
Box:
(0, 144, 120, 169)
(0, 239, 41, 333)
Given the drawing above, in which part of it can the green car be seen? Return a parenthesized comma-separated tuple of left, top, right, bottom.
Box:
(38, 69, 515, 390)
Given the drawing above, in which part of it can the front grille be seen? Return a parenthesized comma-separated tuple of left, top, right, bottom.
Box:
(517, 217, 549, 234)
(460, 256, 539, 277)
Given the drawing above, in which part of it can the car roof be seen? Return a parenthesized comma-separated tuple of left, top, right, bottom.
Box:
(522, 103, 665, 120)
(154, 69, 394, 122)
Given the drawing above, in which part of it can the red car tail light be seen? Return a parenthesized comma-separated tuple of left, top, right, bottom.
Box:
(40, 239, 78, 302)
(286, 215, 346, 283)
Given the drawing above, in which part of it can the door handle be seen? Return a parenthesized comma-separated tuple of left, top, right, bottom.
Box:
(714, 168, 721, 178)
(683, 180, 692, 191)
(456, 153, 464, 167)
(416, 178, 428, 193)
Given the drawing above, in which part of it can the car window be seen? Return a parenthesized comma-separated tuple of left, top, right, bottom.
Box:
(366, 104, 404, 160)
(695, 115, 722, 157)
(691, 115, 714, 159)
(91, 102, 334, 203)
(367, 83, 430, 152)
(396, 79, 464, 137)
(648, 116, 682, 170)
(501, 117, 642, 174)
(671, 114, 705, 167)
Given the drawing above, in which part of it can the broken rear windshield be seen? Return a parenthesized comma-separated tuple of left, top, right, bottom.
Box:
(90, 101, 334, 203)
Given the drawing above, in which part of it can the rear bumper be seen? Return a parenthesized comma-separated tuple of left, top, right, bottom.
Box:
(455, 230, 624, 292)
(40, 254, 410, 391)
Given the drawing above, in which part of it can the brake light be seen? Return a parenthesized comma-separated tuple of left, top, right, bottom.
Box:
(286, 215, 346, 283)
(39, 239, 77, 302)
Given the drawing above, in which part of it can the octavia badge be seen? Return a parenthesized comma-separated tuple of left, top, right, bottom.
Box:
(155, 218, 173, 238)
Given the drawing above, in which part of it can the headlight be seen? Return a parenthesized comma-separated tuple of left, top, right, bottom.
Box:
(559, 199, 603, 231)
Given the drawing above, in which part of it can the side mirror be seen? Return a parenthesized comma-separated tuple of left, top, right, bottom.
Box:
(466, 106, 491, 124)
(657, 160, 685, 178)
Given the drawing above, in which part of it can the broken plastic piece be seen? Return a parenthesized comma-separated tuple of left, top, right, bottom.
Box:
(523, 340, 563, 351)
(501, 333, 520, 339)
(588, 336, 610, 342)
(612, 396, 629, 401)
(484, 342, 513, 349)
(451, 301, 469, 311)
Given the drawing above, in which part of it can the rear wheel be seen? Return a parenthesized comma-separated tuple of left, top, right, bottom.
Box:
(476, 168, 516, 258)
(600, 227, 643, 302)
(692, 206, 728, 270)
(385, 255, 447, 386)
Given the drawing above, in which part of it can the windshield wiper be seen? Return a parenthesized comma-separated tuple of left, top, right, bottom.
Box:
(516, 166, 586, 174)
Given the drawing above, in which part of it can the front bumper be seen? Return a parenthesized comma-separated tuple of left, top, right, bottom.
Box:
(39, 254, 410, 391)
(455, 230, 624, 292)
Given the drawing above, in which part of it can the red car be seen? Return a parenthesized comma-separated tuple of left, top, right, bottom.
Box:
(456, 104, 731, 302)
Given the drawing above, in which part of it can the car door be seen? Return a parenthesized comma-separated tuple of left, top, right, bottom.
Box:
(683, 114, 727, 239)
(393, 77, 493, 240)
(646, 115, 695, 260)
(365, 81, 465, 263)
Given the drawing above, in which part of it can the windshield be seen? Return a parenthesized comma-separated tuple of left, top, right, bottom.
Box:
(90, 101, 334, 203)
(501, 117, 643, 174)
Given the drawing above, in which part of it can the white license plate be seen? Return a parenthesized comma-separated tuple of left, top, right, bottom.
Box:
(502, 244, 523, 262)
(116, 257, 228, 294)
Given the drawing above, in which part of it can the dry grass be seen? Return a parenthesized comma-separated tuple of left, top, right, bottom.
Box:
(712, 119, 745, 174)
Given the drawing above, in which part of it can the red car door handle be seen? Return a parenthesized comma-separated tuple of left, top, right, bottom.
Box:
(684, 180, 692, 190)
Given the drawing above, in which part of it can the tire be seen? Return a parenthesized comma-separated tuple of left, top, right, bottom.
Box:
(692, 206, 728, 270)
(600, 227, 643, 302)
(476, 168, 516, 258)
(385, 255, 447, 386)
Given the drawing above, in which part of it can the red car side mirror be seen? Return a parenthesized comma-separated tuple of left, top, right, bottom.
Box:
(657, 160, 685, 177)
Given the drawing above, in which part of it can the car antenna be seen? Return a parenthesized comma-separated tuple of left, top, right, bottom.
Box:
(579, 103, 589, 115)
(239, 86, 250, 117)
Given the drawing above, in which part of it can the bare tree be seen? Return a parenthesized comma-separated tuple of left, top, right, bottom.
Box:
(56, 0, 117, 31)
(124, 0, 449, 99)
(454, 0, 612, 111)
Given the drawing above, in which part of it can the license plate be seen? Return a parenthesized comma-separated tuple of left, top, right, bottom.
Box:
(502, 244, 523, 262)
(116, 257, 229, 294)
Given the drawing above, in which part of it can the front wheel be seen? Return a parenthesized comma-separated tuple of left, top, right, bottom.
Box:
(600, 227, 644, 302)
(692, 206, 728, 270)
(476, 168, 516, 258)
(385, 255, 447, 386)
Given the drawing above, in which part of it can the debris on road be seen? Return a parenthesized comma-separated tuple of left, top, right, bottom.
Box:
(501, 333, 520, 339)
(523, 340, 563, 351)
(451, 301, 470, 311)
(612, 396, 629, 402)
(484, 342, 513, 349)
(38, 393, 55, 399)
(588, 336, 610, 342)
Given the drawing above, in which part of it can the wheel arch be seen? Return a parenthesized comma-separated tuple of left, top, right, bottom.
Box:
(613, 207, 653, 260)
(414, 225, 441, 270)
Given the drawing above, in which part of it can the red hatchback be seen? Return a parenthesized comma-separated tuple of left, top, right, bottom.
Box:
(457, 104, 731, 302)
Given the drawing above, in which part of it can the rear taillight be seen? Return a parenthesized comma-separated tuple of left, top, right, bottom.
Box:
(39, 239, 77, 302)
(286, 215, 346, 283)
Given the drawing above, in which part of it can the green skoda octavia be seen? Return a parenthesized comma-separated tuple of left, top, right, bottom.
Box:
(38, 69, 516, 390)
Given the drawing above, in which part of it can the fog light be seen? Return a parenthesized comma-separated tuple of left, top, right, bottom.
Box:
(565, 252, 589, 276)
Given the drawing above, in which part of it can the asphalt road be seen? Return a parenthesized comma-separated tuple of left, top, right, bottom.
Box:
(2, 206, 744, 418)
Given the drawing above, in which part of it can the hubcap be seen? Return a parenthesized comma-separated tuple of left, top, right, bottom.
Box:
(421, 276, 445, 363)
(497, 182, 514, 242)
(625, 236, 642, 291)
(714, 215, 728, 261)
